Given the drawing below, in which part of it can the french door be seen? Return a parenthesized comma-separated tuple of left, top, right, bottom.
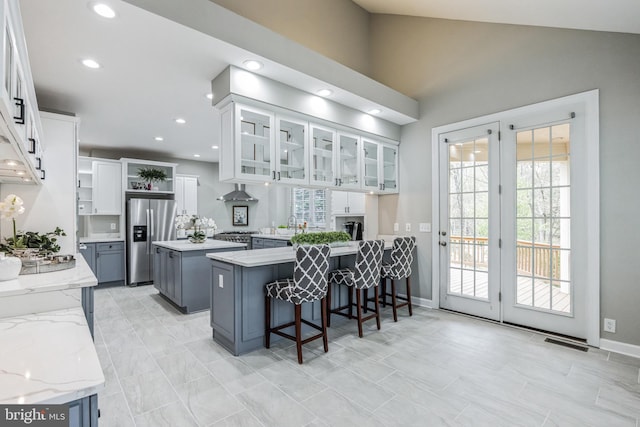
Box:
(438, 123, 501, 320)
(436, 92, 598, 341)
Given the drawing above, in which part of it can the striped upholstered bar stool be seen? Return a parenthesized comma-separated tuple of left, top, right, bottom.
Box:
(264, 244, 331, 364)
(326, 240, 384, 338)
(380, 236, 416, 322)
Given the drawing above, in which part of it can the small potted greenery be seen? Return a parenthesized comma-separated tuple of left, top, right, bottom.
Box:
(290, 231, 351, 247)
(137, 167, 167, 190)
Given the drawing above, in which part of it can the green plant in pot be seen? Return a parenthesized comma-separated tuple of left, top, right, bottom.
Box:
(137, 167, 167, 190)
(1, 227, 67, 257)
(290, 231, 351, 246)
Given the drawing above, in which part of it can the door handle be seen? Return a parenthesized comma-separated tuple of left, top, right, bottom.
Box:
(440, 231, 447, 236)
(277, 171, 281, 181)
(439, 241, 447, 247)
(272, 171, 276, 180)
(13, 97, 25, 124)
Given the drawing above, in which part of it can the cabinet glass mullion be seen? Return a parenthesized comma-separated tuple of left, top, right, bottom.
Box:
(276, 116, 307, 183)
(337, 133, 360, 188)
(310, 125, 335, 185)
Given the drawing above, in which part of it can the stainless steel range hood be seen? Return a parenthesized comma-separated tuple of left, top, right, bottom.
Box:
(217, 184, 258, 202)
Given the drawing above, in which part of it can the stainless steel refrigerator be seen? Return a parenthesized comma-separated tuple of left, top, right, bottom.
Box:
(127, 198, 176, 285)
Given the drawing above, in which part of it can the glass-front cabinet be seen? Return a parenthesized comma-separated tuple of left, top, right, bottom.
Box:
(336, 132, 360, 189)
(309, 124, 335, 186)
(380, 143, 398, 192)
(361, 139, 399, 193)
(361, 139, 380, 191)
(237, 105, 274, 182)
(275, 116, 308, 185)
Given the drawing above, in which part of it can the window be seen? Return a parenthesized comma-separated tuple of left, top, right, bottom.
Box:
(292, 188, 326, 227)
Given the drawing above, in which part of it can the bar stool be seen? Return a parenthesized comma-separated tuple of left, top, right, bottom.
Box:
(326, 240, 384, 338)
(264, 244, 331, 364)
(380, 236, 416, 322)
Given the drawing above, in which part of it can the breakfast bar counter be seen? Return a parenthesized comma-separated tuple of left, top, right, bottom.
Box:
(207, 242, 392, 355)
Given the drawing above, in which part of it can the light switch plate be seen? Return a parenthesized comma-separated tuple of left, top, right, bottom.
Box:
(218, 274, 224, 288)
(405, 223, 411, 232)
(110, 223, 117, 230)
(419, 223, 431, 232)
(393, 223, 399, 232)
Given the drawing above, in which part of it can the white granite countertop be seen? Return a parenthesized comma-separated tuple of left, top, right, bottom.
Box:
(251, 234, 293, 241)
(152, 240, 247, 252)
(79, 237, 125, 243)
(0, 307, 104, 404)
(0, 254, 97, 298)
(207, 241, 393, 267)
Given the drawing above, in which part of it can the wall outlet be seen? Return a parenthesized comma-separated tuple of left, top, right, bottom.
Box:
(110, 223, 117, 230)
(419, 223, 431, 232)
(393, 223, 399, 232)
(603, 318, 616, 333)
(405, 223, 411, 232)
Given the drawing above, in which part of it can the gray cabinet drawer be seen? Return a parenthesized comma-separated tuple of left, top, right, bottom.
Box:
(96, 242, 124, 252)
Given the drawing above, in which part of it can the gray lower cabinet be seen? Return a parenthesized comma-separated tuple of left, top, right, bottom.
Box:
(153, 245, 244, 313)
(79, 241, 124, 285)
(251, 237, 290, 249)
(68, 394, 98, 427)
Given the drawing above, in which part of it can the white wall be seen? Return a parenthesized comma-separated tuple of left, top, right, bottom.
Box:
(370, 15, 640, 346)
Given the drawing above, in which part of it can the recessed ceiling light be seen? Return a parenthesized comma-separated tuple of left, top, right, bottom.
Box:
(206, 93, 214, 100)
(154, 137, 164, 142)
(15, 170, 25, 176)
(211, 145, 219, 149)
(243, 60, 263, 71)
(82, 59, 100, 69)
(193, 154, 200, 158)
(317, 89, 332, 97)
(368, 108, 381, 115)
(92, 3, 116, 19)
(22, 177, 31, 182)
(4, 160, 18, 166)
(175, 118, 186, 124)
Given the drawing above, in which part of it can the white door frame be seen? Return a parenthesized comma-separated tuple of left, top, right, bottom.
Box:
(431, 90, 600, 346)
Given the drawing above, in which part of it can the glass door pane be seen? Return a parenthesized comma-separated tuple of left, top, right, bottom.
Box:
(515, 124, 571, 314)
(277, 118, 306, 181)
(310, 125, 334, 184)
(448, 137, 490, 299)
(239, 107, 272, 179)
(337, 133, 359, 187)
(362, 140, 379, 190)
(381, 145, 397, 191)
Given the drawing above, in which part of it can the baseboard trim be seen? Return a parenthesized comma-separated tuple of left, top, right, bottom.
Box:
(395, 293, 433, 308)
(600, 338, 640, 359)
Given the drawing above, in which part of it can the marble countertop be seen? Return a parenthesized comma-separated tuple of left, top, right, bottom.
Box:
(152, 240, 247, 252)
(250, 233, 294, 241)
(0, 307, 104, 404)
(207, 241, 393, 267)
(0, 254, 97, 298)
(79, 236, 124, 243)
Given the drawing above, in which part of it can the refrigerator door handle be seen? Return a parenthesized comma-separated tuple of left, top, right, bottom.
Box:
(150, 209, 155, 253)
(146, 208, 151, 254)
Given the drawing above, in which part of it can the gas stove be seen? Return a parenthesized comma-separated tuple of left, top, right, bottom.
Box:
(212, 231, 257, 248)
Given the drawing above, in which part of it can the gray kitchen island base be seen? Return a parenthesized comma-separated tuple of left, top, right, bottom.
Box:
(208, 244, 394, 356)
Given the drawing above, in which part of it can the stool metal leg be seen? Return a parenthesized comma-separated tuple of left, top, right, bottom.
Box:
(295, 304, 303, 364)
(265, 295, 271, 348)
(391, 279, 398, 322)
(406, 276, 413, 316)
(355, 288, 363, 338)
(374, 285, 381, 330)
(321, 297, 329, 352)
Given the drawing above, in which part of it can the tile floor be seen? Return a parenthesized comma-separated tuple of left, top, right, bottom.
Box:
(94, 285, 640, 427)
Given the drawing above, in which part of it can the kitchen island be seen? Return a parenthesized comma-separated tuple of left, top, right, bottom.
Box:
(152, 240, 246, 313)
(206, 242, 393, 355)
(0, 255, 103, 426)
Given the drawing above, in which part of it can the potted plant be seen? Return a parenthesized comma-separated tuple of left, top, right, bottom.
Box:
(290, 231, 351, 246)
(137, 167, 167, 190)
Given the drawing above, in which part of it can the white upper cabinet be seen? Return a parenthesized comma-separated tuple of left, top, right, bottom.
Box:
(93, 160, 122, 214)
(0, 0, 45, 184)
(309, 124, 335, 187)
(218, 100, 399, 194)
(331, 191, 365, 215)
(361, 139, 399, 194)
(122, 158, 176, 193)
(275, 115, 308, 185)
(175, 174, 198, 216)
(335, 132, 361, 189)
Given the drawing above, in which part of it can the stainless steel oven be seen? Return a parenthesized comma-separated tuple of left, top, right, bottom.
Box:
(212, 231, 257, 249)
